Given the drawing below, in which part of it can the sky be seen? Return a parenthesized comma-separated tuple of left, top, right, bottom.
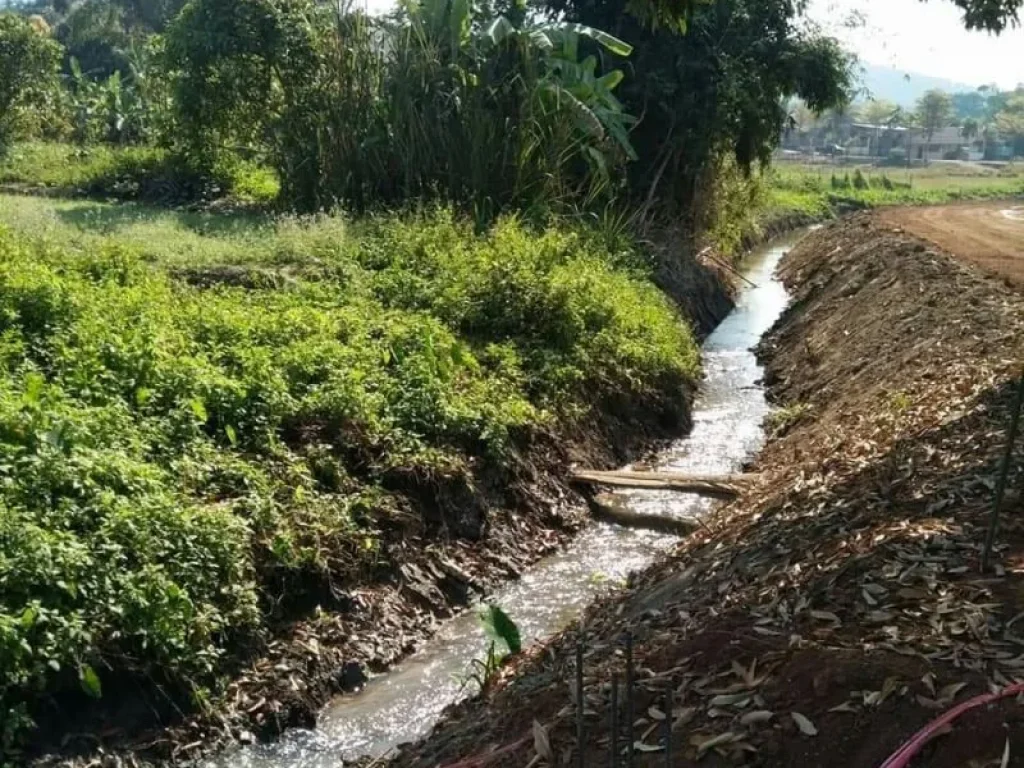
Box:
(807, 0, 1024, 90)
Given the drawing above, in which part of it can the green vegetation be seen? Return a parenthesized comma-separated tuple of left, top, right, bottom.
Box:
(767, 163, 1024, 216)
(0, 14, 61, 154)
(465, 604, 523, 692)
(0, 196, 698, 751)
(765, 402, 812, 435)
(0, 142, 279, 204)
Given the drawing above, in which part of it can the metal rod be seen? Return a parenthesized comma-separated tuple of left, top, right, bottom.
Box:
(625, 633, 635, 767)
(983, 375, 1024, 572)
(576, 641, 585, 768)
(610, 673, 619, 768)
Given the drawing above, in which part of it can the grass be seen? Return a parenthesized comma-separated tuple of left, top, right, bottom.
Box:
(765, 162, 1024, 216)
(0, 196, 699, 753)
(0, 141, 279, 204)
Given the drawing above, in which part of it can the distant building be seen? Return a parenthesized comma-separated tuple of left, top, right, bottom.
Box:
(907, 127, 974, 161)
(846, 123, 908, 157)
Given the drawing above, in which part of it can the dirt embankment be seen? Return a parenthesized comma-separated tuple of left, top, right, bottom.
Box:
(393, 212, 1024, 768)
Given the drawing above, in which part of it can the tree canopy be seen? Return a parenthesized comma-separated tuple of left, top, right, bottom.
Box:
(916, 89, 955, 141)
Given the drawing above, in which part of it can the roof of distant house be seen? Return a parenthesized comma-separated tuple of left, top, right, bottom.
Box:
(851, 122, 909, 132)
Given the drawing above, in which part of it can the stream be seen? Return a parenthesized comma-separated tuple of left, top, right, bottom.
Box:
(205, 230, 805, 768)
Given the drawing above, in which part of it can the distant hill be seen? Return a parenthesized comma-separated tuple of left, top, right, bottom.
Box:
(857, 63, 977, 106)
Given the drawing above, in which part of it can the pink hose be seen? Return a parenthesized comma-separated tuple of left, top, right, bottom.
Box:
(880, 682, 1024, 768)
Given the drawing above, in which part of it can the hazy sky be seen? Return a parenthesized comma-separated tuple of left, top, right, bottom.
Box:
(808, 0, 1024, 90)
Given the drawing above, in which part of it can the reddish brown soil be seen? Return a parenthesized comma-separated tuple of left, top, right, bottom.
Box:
(390, 213, 1024, 768)
(880, 202, 1024, 289)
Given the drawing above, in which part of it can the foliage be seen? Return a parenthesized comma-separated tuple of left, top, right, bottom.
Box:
(0, 13, 63, 155)
(765, 402, 811, 435)
(30, 0, 188, 78)
(915, 89, 955, 142)
(479, 604, 522, 655)
(0, 203, 699, 748)
(65, 38, 170, 145)
(164, 0, 637, 218)
(0, 141, 278, 204)
(464, 604, 521, 693)
(767, 163, 1024, 214)
(539, 0, 855, 223)
(940, 0, 1022, 31)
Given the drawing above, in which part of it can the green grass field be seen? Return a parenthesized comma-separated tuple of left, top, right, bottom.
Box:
(765, 161, 1024, 217)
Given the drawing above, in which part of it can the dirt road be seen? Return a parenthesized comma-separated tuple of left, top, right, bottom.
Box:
(880, 201, 1024, 288)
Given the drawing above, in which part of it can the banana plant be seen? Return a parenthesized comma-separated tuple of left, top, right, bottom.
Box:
(481, 14, 638, 164)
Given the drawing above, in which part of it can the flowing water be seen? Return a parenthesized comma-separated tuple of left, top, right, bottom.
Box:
(206, 230, 805, 768)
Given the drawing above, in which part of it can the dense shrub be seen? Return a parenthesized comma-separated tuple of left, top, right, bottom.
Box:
(0, 209, 698, 747)
(0, 14, 63, 155)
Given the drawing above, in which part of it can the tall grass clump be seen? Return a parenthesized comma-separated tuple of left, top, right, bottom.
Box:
(0, 208, 698, 749)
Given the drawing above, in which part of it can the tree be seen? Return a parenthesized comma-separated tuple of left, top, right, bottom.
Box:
(600, 0, 1022, 34)
(995, 90, 1024, 156)
(960, 116, 980, 142)
(167, 0, 640, 214)
(861, 98, 900, 127)
(942, 0, 1022, 31)
(0, 12, 62, 153)
(540, 0, 854, 219)
(915, 89, 954, 149)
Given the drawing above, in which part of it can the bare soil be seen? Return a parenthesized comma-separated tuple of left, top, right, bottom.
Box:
(390, 213, 1024, 768)
(880, 202, 1024, 289)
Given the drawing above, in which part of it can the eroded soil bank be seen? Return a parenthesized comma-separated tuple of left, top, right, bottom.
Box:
(392, 212, 1024, 768)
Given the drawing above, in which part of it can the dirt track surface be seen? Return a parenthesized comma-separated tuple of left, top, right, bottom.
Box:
(880, 202, 1024, 288)
(390, 214, 1024, 768)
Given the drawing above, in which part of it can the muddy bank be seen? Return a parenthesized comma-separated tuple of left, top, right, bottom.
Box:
(392, 212, 1024, 768)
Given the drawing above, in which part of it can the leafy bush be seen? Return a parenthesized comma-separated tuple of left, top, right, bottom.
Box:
(0, 207, 698, 748)
(0, 14, 62, 156)
(852, 168, 870, 190)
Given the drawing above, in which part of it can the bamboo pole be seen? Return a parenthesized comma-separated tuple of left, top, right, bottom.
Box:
(570, 469, 757, 498)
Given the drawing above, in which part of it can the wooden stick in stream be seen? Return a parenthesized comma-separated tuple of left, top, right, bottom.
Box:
(570, 469, 756, 499)
(587, 493, 700, 537)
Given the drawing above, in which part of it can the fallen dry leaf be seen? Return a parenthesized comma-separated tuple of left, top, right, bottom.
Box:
(533, 720, 553, 764)
(740, 710, 774, 726)
(790, 712, 818, 736)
